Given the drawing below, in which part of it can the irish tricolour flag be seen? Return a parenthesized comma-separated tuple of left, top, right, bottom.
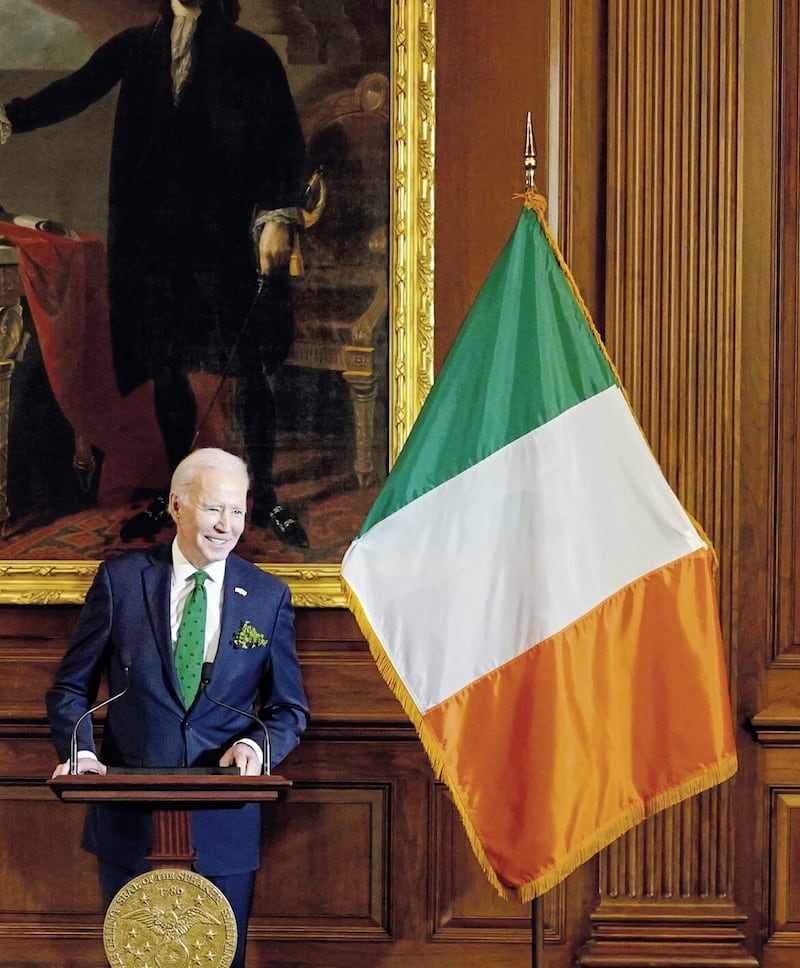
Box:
(341, 192, 737, 902)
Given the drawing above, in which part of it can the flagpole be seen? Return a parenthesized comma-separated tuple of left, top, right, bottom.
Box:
(531, 896, 544, 967)
(524, 111, 544, 968)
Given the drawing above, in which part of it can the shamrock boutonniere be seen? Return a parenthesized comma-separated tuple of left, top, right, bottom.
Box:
(232, 620, 268, 649)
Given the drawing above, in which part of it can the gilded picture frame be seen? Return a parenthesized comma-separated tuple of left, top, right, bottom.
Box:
(0, 0, 435, 606)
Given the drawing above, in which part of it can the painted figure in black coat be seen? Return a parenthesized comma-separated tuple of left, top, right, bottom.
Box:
(1, 0, 309, 546)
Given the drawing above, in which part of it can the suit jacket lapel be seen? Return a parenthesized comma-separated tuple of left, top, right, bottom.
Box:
(142, 547, 183, 704)
(214, 556, 250, 679)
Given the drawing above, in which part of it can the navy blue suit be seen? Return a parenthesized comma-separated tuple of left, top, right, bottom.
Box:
(46, 544, 308, 879)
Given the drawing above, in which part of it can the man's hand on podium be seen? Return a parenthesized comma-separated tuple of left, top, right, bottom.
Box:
(219, 741, 261, 776)
(50, 743, 263, 778)
(51, 755, 107, 778)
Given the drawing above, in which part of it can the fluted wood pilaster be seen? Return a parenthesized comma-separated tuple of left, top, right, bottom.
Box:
(605, 0, 738, 560)
(579, 1, 751, 963)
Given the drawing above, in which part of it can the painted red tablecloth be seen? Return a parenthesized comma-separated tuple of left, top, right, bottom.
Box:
(0, 222, 167, 503)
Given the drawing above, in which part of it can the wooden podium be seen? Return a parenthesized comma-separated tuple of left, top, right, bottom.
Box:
(48, 772, 292, 966)
(48, 771, 292, 869)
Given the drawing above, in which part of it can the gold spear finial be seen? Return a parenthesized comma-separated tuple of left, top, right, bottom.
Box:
(524, 112, 537, 189)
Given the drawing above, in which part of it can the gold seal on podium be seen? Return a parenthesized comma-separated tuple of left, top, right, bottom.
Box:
(103, 868, 237, 967)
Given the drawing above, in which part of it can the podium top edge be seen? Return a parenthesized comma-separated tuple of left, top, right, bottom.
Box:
(47, 773, 293, 803)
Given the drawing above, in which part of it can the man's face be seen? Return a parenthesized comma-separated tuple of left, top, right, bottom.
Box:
(171, 465, 247, 569)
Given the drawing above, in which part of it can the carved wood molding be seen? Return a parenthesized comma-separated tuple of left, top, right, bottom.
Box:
(751, 703, 800, 747)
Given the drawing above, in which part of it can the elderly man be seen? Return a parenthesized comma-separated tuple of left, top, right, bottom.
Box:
(46, 447, 309, 968)
(1, 0, 309, 546)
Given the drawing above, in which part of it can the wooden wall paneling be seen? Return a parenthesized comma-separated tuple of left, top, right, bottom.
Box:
(4, 0, 791, 963)
(0, 786, 102, 907)
(757, 0, 800, 960)
(0, 606, 107, 966)
(772, 6, 800, 742)
(732, 0, 781, 962)
(555, 0, 609, 334)
(770, 787, 800, 943)
(294, 609, 408, 724)
(773, 0, 800, 676)
(434, 1, 611, 965)
(252, 782, 392, 936)
(746, 738, 800, 968)
(434, 0, 552, 366)
(578, 0, 754, 964)
(430, 783, 548, 943)
(747, 0, 800, 964)
(245, 735, 535, 967)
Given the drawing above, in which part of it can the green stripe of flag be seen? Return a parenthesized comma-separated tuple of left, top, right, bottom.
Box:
(360, 207, 617, 535)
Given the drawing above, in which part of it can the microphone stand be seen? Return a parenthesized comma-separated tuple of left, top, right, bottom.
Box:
(69, 691, 127, 775)
(69, 651, 131, 774)
(201, 663, 271, 775)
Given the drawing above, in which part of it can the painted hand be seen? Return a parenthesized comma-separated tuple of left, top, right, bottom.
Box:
(257, 220, 293, 275)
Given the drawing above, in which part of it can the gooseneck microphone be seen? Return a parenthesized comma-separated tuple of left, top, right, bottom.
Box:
(201, 662, 271, 775)
(69, 650, 132, 775)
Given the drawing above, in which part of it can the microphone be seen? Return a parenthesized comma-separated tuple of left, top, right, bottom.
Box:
(201, 662, 271, 775)
(69, 650, 132, 775)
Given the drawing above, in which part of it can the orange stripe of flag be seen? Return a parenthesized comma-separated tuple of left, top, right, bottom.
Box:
(421, 548, 737, 899)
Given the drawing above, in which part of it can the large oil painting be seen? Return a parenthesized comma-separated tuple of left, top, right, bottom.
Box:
(0, 0, 434, 605)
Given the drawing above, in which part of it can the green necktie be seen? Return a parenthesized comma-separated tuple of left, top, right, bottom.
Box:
(175, 570, 209, 707)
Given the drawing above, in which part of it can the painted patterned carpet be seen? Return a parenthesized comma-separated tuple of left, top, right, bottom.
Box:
(0, 432, 381, 566)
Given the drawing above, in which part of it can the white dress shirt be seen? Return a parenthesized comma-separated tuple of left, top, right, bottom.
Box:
(171, 539, 262, 764)
(170, 539, 226, 662)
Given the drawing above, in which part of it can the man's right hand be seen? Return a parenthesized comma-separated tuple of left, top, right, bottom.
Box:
(51, 756, 107, 778)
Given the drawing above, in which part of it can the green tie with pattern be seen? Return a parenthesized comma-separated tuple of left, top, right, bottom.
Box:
(175, 570, 209, 707)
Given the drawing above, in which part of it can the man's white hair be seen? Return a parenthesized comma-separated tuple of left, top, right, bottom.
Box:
(170, 448, 249, 503)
